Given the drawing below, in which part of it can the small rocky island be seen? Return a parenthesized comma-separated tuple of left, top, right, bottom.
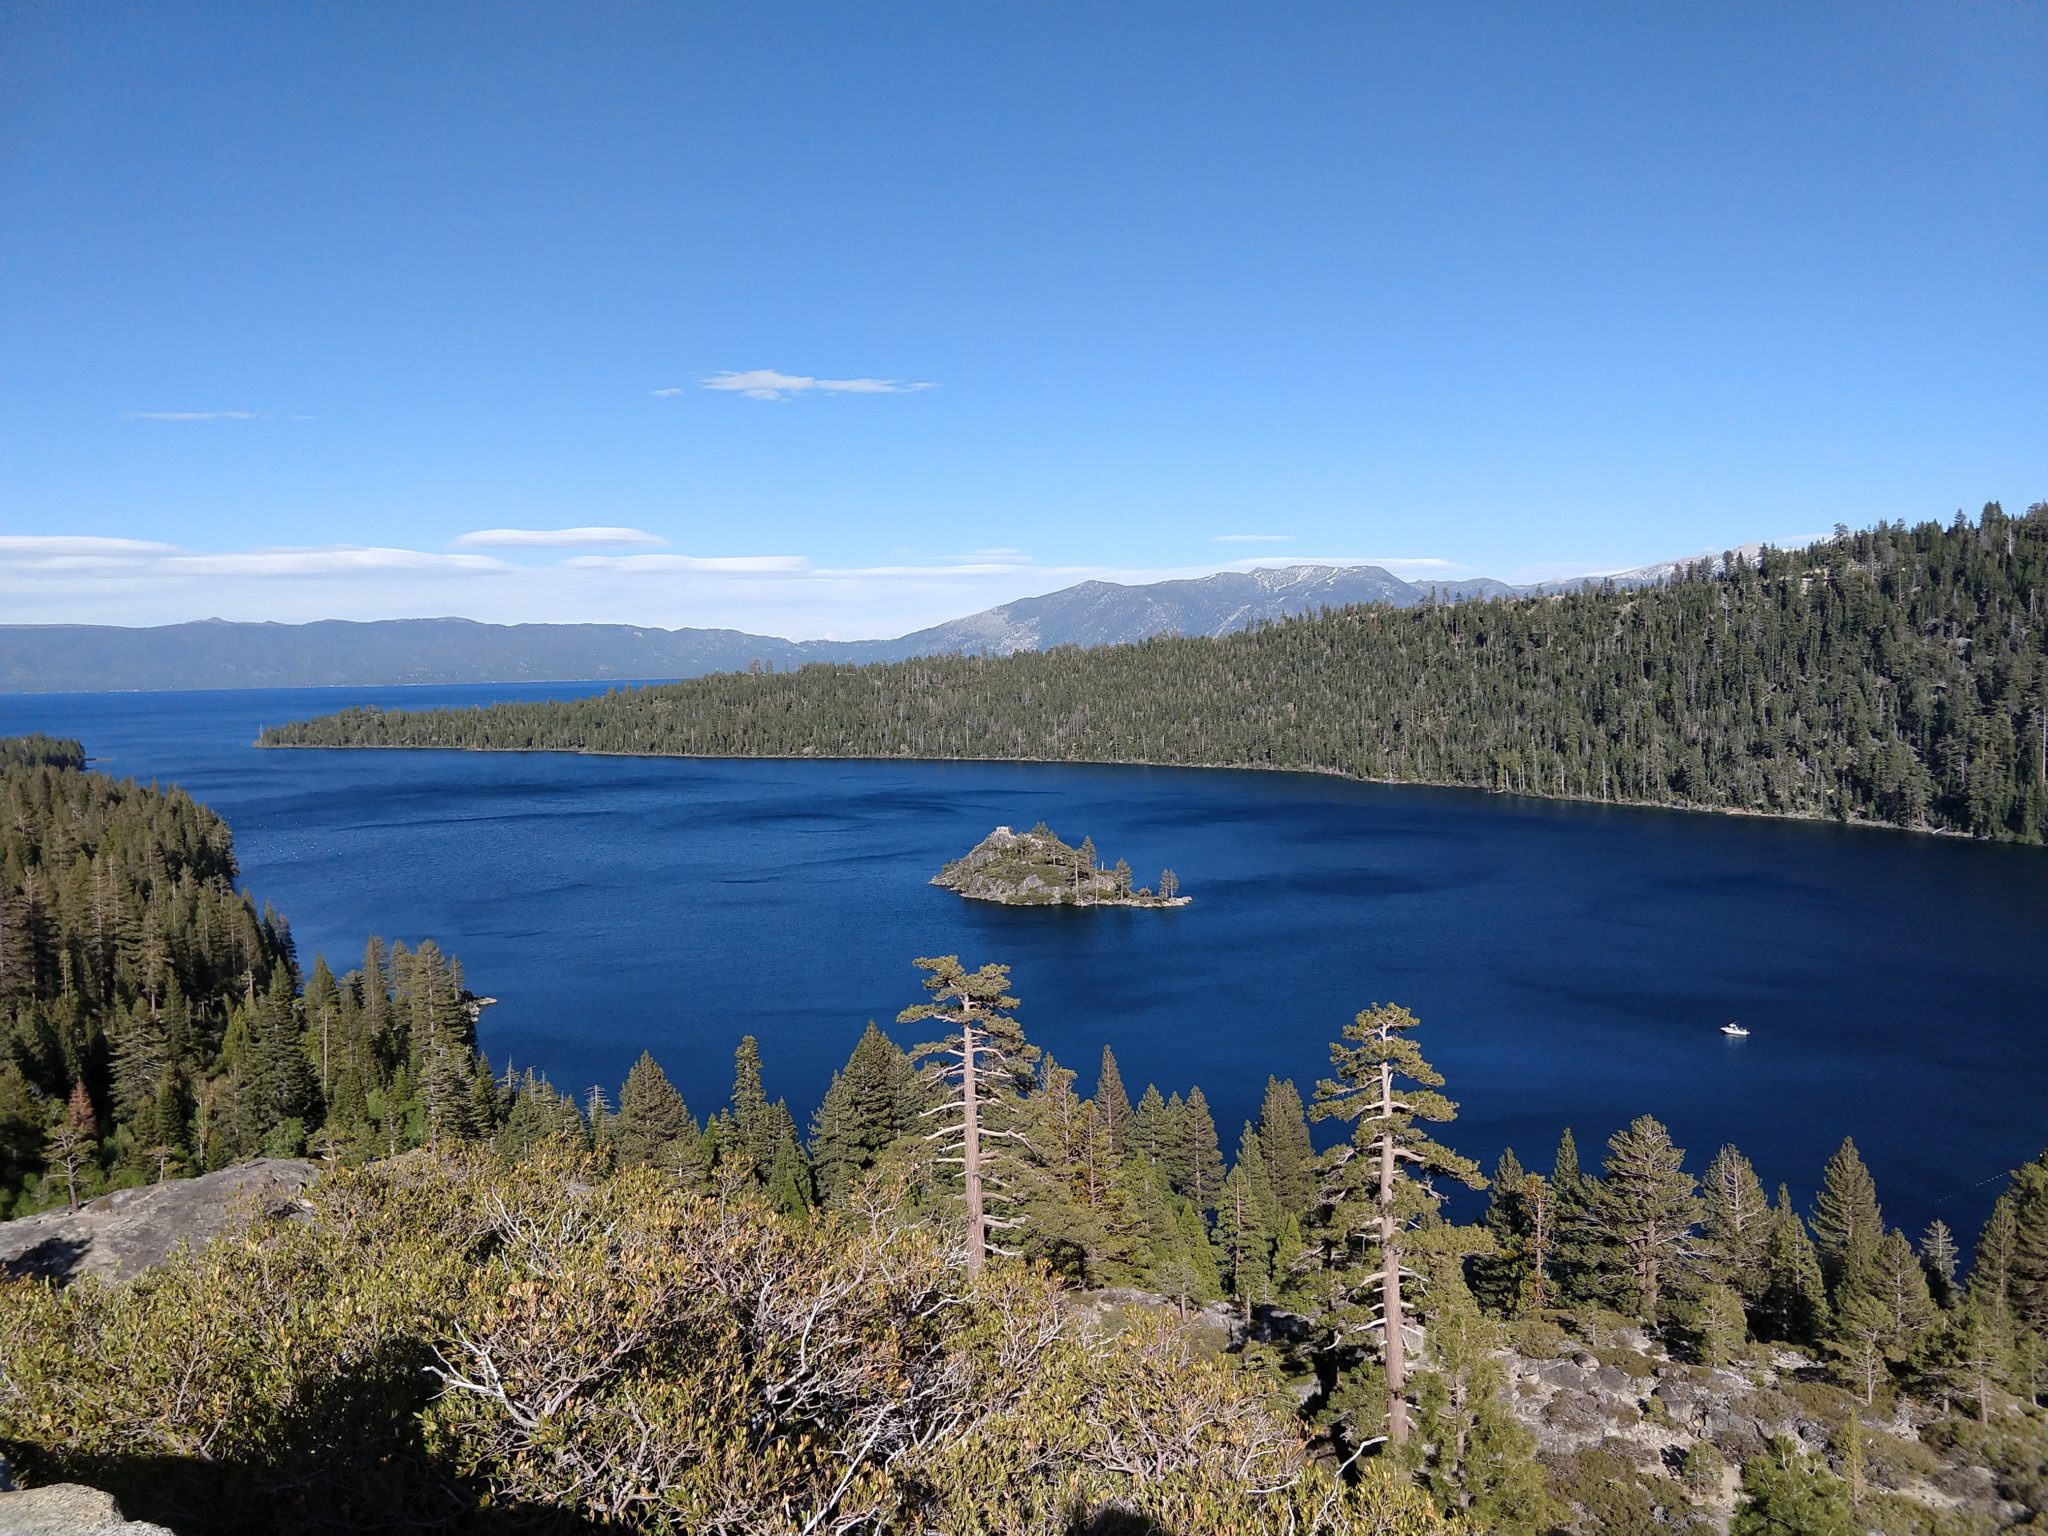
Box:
(934, 824, 1188, 908)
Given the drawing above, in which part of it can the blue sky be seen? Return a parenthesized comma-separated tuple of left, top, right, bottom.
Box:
(3, 3, 2042, 636)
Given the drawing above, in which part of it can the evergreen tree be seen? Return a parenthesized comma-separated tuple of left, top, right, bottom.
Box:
(1811, 1137, 1884, 1301)
(1920, 1219, 1960, 1309)
(1470, 1147, 1529, 1315)
(766, 1118, 812, 1221)
(1830, 1230, 1937, 1403)
(109, 1007, 171, 1132)
(1994, 1149, 2048, 1336)
(247, 969, 319, 1142)
(303, 956, 343, 1102)
(1171, 1085, 1224, 1212)
(1756, 1185, 1829, 1346)
(1149, 1185, 1223, 1312)
(806, 1022, 916, 1206)
(1254, 1075, 1315, 1219)
(730, 1035, 776, 1177)
(1547, 1128, 1596, 1303)
(1093, 1046, 1133, 1159)
(613, 1050, 703, 1180)
(1731, 1438, 1858, 1536)
(1132, 1083, 1170, 1169)
(1406, 1252, 1555, 1534)
(1218, 1122, 1277, 1319)
(895, 955, 1036, 1274)
(1701, 1143, 1772, 1303)
(1309, 1002, 1483, 1448)
(44, 1080, 96, 1212)
(1579, 1115, 1702, 1323)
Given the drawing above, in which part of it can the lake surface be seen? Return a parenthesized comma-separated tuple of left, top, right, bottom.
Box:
(4, 683, 2045, 1244)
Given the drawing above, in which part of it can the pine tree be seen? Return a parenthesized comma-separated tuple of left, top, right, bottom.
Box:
(1811, 1138, 1883, 1301)
(1756, 1185, 1829, 1346)
(806, 1022, 916, 1206)
(1218, 1123, 1277, 1319)
(1920, 1220, 1960, 1309)
(1255, 1075, 1315, 1219)
(1579, 1115, 1703, 1323)
(1407, 1251, 1555, 1534)
(613, 1050, 703, 1180)
(1173, 1086, 1224, 1212)
(1547, 1128, 1596, 1303)
(1470, 1147, 1529, 1316)
(895, 955, 1036, 1274)
(1093, 1046, 1133, 1159)
(1132, 1083, 1170, 1169)
(109, 1006, 171, 1132)
(766, 1118, 812, 1220)
(303, 956, 343, 1102)
(1150, 1188, 1222, 1314)
(1732, 1438, 1858, 1536)
(1930, 1290, 2009, 1423)
(1830, 1229, 1936, 1403)
(1701, 1143, 1772, 1304)
(1995, 1150, 2048, 1335)
(44, 1080, 96, 1212)
(248, 969, 319, 1139)
(730, 1035, 776, 1177)
(1309, 1002, 1483, 1447)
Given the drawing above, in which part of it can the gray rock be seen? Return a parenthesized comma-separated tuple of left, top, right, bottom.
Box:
(0, 1485, 178, 1535)
(0, 1159, 317, 1285)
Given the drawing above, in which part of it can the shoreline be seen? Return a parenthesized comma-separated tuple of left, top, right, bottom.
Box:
(941, 887, 1193, 911)
(254, 737, 1976, 845)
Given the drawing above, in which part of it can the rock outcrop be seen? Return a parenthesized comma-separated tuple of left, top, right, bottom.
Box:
(0, 1158, 317, 1284)
(0, 1485, 178, 1535)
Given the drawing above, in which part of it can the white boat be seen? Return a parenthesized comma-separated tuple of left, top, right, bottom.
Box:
(1721, 1021, 1750, 1037)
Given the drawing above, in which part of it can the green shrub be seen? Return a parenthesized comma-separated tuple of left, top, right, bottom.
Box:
(1680, 1440, 1726, 1492)
(1508, 1316, 1570, 1359)
(0, 1150, 1459, 1536)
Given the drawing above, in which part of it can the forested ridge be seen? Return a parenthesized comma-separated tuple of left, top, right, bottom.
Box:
(0, 749, 497, 1216)
(264, 507, 2048, 844)
(5, 745, 2046, 1533)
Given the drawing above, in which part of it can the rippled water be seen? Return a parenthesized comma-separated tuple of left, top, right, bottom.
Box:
(5, 682, 2044, 1242)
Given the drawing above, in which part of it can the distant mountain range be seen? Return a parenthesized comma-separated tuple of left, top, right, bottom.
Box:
(0, 551, 1740, 693)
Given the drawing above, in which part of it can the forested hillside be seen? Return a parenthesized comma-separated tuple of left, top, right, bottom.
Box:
(265, 508, 2048, 843)
(0, 749, 492, 1216)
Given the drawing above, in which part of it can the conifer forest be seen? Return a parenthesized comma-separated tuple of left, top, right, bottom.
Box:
(2, 738, 2045, 1533)
(265, 511, 2048, 846)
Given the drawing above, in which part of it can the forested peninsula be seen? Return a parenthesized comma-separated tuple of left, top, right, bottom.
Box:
(5, 739, 2048, 1533)
(261, 508, 2048, 845)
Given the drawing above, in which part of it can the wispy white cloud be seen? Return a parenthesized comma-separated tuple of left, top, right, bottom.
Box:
(696, 369, 936, 402)
(0, 535, 182, 558)
(562, 554, 812, 575)
(451, 526, 668, 550)
(0, 537, 505, 580)
(1213, 533, 1294, 544)
(649, 388, 687, 398)
(124, 410, 259, 422)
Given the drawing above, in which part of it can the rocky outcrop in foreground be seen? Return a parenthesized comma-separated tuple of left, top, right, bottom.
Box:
(0, 1484, 177, 1536)
(0, 1159, 317, 1284)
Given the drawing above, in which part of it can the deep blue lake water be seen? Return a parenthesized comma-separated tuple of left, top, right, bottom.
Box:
(4, 682, 2044, 1244)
